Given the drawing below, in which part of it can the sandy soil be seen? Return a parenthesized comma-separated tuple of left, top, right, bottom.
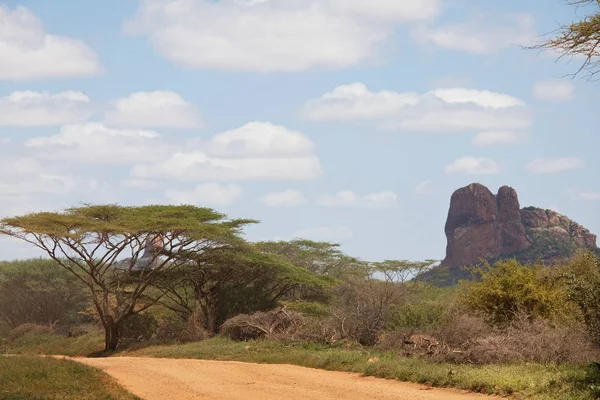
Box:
(69, 356, 498, 400)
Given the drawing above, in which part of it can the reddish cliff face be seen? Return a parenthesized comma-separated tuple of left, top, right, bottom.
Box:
(442, 183, 530, 268)
(441, 183, 597, 268)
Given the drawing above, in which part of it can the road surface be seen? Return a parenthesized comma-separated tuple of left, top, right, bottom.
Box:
(72, 357, 497, 400)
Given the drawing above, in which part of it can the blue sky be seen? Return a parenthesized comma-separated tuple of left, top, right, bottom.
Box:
(0, 0, 598, 262)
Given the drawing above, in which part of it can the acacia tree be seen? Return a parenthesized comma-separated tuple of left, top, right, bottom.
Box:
(150, 242, 333, 335)
(254, 239, 367, 279)
(0, 204, 254, 351)
(529, 0, 600, 78)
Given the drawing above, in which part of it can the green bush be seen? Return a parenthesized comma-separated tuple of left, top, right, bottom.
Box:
(460, 259, 565, 326)
(559, 251, 600, 344)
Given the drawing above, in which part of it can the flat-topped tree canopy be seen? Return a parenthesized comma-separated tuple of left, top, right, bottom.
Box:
(0, 204, 258, 351)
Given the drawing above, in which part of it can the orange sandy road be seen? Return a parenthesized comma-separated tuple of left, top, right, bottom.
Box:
(69, 356, 499, 400)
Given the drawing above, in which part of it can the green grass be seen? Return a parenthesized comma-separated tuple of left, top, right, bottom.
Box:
(3, 333, 600, 399)
(0, 332, 104, 357)
(0, 356, 138, 400)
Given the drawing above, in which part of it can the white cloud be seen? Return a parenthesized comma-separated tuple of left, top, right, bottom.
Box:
(0, 6, 101, 80)
(105, 91, 203, 128)
(414, 180, 435, 195)
(411, 13, 535, 54)
(120, 179, 159, 190)
(533, 80, 575, 102)
(124, 0, 440, 72)
(0, 157, 80, 198)
(293, 226, 353, 241)
(0, 138, 10, 144)
(318, 190, 397, 208)
(25, 123, 166, 164)
(166, 183, 243, 206)
(208, 122, 314, 158)
(526, 157, 584, 174)
(445, 157, 501, 175)
(301, 83, 531, 132)
(261, 190, 307, 207)
(0, 91, 92, 126)
(132, 122, 322, 182)
(472, 131, 523, 147)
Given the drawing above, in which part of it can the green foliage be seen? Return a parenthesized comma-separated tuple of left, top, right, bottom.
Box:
(460, 259, 565, 326)
(151, 242, 334, 334)
(0, 259, 88, 329)
(0, 356, 138, 399)
(281, 301, 330, 317)
(254, 239, 367, 279)
(559, 251, 600, 344)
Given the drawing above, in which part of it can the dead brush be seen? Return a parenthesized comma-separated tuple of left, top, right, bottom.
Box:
(220, 306, 305, 341)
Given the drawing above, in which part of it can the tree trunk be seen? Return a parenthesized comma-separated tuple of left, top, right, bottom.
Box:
(206, 291, 218, 334)
(104, 316, 120, 352)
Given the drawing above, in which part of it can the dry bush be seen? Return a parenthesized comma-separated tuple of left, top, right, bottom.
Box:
(7, 323, 55, 341)
(456, 318, 598, 365)
(428, 313, 598, 364)
(377, 330, 447, 357)
(220, 308, 304, 341)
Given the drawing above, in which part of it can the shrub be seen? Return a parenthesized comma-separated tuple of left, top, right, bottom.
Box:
(460, 259, 565, 326)
(220, 308, 305, 341)
(7, 323, 55, 341)
(559, 251, 600, 345)
(120, 313, 158, 344)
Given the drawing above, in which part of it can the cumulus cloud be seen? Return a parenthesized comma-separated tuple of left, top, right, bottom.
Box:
(301, 83, 531, 132)
(526, 157, 584, 174)
(0, 6, 101, 80)
(0, 157, 80, 198)
(124, 0, 440, 72)
(293, 226, 353, 241)
(411, 13, 536, 54)
(0, 91, 92, 126)
(208, 122, 314, 158)
(318, 190, 397, 208)
(25, 123, 166, 164)
(166, 183, 243, 206)
(414, 180, 435, 195)
(131, 122, 322, 181)
(472, 131, 523, 147)
(105, 91, 203, 128)
(533, 80, 575, 102)
(445, 157, 501, 175)
(260, 190, 307, 207)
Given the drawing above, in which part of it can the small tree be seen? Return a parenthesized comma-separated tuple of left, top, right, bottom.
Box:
(559, 250, 600, 344)
(330, 260, 433, 345)
(460, 259, 564, 327)
(0, 204, 253, 351)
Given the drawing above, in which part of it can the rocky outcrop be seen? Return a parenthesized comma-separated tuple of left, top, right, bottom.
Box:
(441, 183, 597, 269)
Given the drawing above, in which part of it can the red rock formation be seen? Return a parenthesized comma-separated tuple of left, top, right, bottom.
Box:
(442, 184, 598, 269)
(442, 183, 530, 268)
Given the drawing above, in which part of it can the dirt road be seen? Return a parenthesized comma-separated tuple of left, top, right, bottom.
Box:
(71, 356, 497, 400)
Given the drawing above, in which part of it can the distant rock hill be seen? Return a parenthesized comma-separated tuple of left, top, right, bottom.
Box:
(427, 183, 598, 285)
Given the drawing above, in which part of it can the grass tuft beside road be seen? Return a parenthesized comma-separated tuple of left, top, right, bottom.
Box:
(0, 355, 138, 400)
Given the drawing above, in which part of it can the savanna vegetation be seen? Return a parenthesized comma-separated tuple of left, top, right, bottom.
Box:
(2, 204, 600, 399)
